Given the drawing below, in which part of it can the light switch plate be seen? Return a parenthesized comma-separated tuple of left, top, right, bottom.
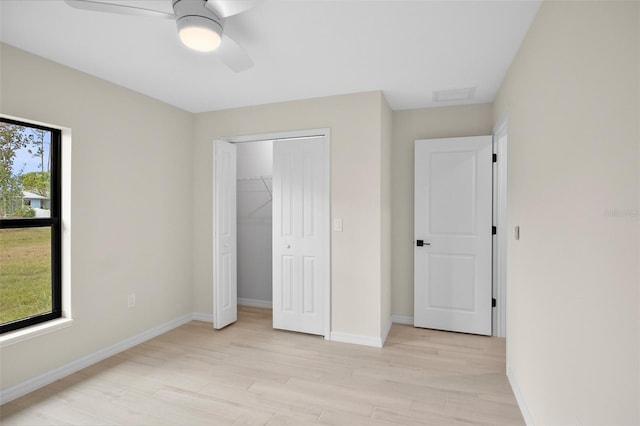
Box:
(333, 218, 343, 232)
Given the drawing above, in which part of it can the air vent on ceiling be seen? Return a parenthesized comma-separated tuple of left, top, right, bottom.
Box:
(433, 87, 476, 103)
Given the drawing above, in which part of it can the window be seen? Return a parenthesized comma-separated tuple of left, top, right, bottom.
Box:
(0, 118, 61, 334)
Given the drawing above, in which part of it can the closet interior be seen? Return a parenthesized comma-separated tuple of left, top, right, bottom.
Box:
(236, 140, 273, 307)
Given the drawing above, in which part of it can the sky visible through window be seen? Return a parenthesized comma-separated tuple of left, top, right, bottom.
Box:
(12, 129, 51, 175)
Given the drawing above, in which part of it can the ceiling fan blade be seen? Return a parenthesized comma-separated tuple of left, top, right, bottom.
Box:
(64, 0, 174, 20)
(217, 34, 253, 72)
(204, 0, 261, 18)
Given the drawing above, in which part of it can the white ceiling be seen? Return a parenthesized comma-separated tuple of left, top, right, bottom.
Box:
(0, 0, 541, 113)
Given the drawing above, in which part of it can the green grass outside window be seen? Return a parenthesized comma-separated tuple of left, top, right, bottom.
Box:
(0, 227, 52, 325)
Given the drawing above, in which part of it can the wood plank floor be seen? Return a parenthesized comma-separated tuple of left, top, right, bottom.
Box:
(0, 307, 523, 425)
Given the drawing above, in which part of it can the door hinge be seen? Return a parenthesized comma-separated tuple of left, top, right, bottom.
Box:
(492, 226, 497, 235)
(492, 298, 496, 307)
(492, 153, 497, 163)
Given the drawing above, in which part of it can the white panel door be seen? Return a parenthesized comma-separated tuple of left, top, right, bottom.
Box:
(214, 140, 237, 329)
(414, 136, 493, 335)
(273, 137, 328, 335)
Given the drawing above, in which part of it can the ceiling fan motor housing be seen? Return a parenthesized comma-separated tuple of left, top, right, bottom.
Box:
(173, 0, 223, 37)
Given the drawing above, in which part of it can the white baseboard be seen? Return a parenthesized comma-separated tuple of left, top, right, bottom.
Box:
(0, 313, 194, 405)
(191, 312, 213, 323)
(329, 331, 383, 348)
(381, 316, 393, 346)
(507, 365, 534, 425)
(238, 298, 273, 309)
(391, 314, 414, 325)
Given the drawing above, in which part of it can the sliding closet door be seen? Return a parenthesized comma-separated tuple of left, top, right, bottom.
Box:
(272, 137, 328, 336)
(214, 140, 237, 329)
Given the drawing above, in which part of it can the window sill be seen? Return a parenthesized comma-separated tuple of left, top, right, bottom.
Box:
(0, 318, 73, 348)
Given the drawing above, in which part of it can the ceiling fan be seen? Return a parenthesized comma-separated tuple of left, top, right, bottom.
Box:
(64, 0, 259, 72)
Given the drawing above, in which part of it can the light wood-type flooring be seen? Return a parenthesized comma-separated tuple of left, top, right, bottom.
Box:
(1, 306, 523, 425)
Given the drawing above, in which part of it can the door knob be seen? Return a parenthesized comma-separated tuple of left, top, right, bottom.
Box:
(285, 244, 291, 249)
(416, 240, 430, 247)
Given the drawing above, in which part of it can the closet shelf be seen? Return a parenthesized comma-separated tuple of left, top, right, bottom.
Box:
(238, 176, 272, 212)
(237, 175, 272, 181)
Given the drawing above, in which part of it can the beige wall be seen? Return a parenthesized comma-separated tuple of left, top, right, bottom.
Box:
(0, 44, 194, 389)
(493, 1, 640, 424)
(390, 104, 493, 317)
(192, 91, 388, 340)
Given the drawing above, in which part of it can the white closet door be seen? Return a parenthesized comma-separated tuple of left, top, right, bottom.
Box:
(214, 140, 237, 329)
(414, 136, 493, 336)
(272, 137, 327, 335)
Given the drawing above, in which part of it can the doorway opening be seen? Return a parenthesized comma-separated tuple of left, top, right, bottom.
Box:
(213, 129, 331, 338)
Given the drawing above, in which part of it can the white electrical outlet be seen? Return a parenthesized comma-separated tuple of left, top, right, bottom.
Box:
(128, 293, 136, 308)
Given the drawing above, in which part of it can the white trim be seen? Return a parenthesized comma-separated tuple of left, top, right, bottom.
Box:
(329, 331, 383, 348)
(61, 127, 72, 320)
(492, 117, 509, 338)
(507, 366, 534, 426)
(192, 312, 214, 323)
(0, 313, 193, 405)
(380, 316, 393, 346)
(212, 143, 217, 329)
(391, 314, 414, 325)
(0, 318, 73, 348)
(323, 130, 332, 339)
(237, 298, 273, 309)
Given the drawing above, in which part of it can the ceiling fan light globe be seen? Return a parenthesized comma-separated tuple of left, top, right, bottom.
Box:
(179, 26, 221, 52)
(175, 9, 223, 52)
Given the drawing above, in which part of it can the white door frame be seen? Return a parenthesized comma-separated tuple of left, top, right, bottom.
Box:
(492, 116, 508, 338)
(213, 128, 332, 338)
